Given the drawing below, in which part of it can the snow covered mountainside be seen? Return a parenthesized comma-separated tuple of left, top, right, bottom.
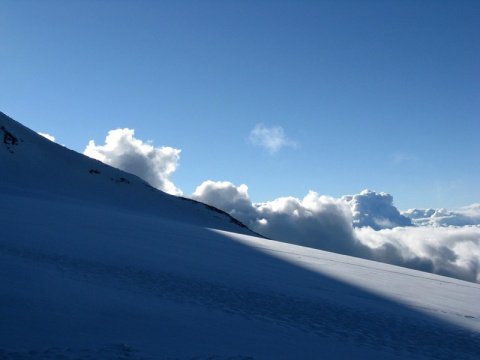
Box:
(1, 112, 479, 359)
(0, 112, 255, 235)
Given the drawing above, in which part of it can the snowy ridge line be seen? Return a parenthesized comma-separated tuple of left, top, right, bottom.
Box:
(179, 196, 265, 238)
(2, 244, 479, 360)
(0, 111, 260, 237)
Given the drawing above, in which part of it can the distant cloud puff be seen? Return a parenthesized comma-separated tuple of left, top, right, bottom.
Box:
(84, 128, 182, 195)
(402, 204, 480, 227)
(391, 152, 421, 166)
(192, 182, 480, 283)
(461, 204, 480, 222)
(248, 123, 296, 154)
(38, 132, 55, 142)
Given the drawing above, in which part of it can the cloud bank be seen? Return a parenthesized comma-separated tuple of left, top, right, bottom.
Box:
(192, 181, 480, 283)
(84, 128, 182, 195)
(355, 226, 480, 283)
(248, 123, 296, 154)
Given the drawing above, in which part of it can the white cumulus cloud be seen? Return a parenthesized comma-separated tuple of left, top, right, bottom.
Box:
(248, 123, 297, 154)
(343, 190, 413, 230)
(84, 128, 182, 195)
(192, 180, 254, 220)
(253, 192, 364, 256)
(192, 181, 367, 255)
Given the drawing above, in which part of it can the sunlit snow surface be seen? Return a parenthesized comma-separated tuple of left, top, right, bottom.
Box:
(1, 112, 479, 359)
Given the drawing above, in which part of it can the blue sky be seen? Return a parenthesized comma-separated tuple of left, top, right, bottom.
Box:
(1, 0, 479, 210)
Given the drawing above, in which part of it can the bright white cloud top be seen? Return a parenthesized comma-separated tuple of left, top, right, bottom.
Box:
(344, 190, 413, 230)
(84, 128, 182, 196)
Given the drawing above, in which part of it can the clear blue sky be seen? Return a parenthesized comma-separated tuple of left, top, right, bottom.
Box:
(1, 0, 479, 210)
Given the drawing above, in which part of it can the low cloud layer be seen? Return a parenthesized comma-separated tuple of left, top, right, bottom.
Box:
(248, 123, 296, 154)
(84, 128, 182, 195)
(355, 226, 480, 283)
(192, 181, 480, 283)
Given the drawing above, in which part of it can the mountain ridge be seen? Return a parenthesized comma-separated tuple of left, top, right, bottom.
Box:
(0, 111, 257, 236)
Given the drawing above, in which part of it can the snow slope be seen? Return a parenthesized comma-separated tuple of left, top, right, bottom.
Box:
(0, 112, 255, 235)
(1, 112, 479, 359)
